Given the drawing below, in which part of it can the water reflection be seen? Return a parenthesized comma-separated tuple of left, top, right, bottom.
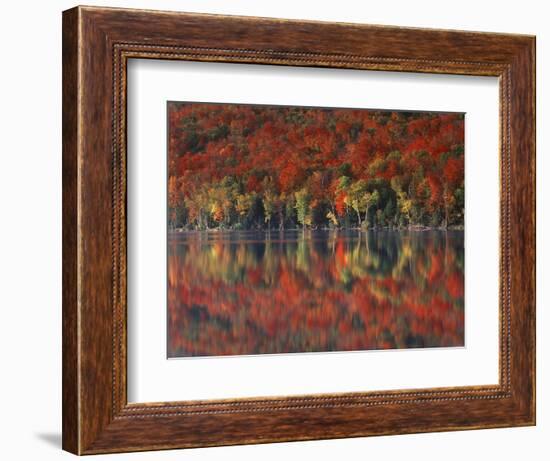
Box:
(167, 230, 464, 357)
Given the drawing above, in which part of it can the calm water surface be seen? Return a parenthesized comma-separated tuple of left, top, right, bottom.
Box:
(167, 230, 464, 357)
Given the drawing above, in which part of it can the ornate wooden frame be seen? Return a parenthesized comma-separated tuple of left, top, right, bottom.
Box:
(62, 5, 535, 455)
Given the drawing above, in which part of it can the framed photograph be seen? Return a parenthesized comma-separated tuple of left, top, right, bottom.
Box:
(62, 5, 535, 455)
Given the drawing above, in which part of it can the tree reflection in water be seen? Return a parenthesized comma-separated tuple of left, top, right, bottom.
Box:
(167, 230, 464, 357)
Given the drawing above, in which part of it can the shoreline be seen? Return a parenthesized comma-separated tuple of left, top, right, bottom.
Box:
(169, 226, 464, 233)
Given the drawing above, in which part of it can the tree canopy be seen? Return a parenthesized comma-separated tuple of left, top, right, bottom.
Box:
(168, 103, 465, 230)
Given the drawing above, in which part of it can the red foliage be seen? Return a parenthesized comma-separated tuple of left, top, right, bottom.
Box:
(278, 163, 305, 194)
(444, 158, 464, 185)
(167, 103, 465, 218)
(335, 192, 347, 217)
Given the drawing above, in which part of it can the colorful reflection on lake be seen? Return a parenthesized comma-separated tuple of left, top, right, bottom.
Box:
(167, 230, 464, 357)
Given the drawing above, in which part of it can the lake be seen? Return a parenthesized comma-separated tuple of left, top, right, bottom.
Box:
(167, 230, 464, 357)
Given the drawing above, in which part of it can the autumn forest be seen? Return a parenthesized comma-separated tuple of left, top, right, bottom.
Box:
(168, 102, 465, 231)
(167, 102, 465, 357)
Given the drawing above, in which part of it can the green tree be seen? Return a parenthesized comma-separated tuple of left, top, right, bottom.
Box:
(236, 193, 255, 226)
(391, 176, 412, 227)
(364, 190, 380, 228)
(294, 187, 311, 230)
(443, 184, 455, 228)
(261, 177, 278, 230)
(263, 190, 277, 229)
(346, 180, 368, 227)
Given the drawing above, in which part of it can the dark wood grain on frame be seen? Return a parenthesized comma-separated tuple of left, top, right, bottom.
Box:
(62, 5, 535, 454)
